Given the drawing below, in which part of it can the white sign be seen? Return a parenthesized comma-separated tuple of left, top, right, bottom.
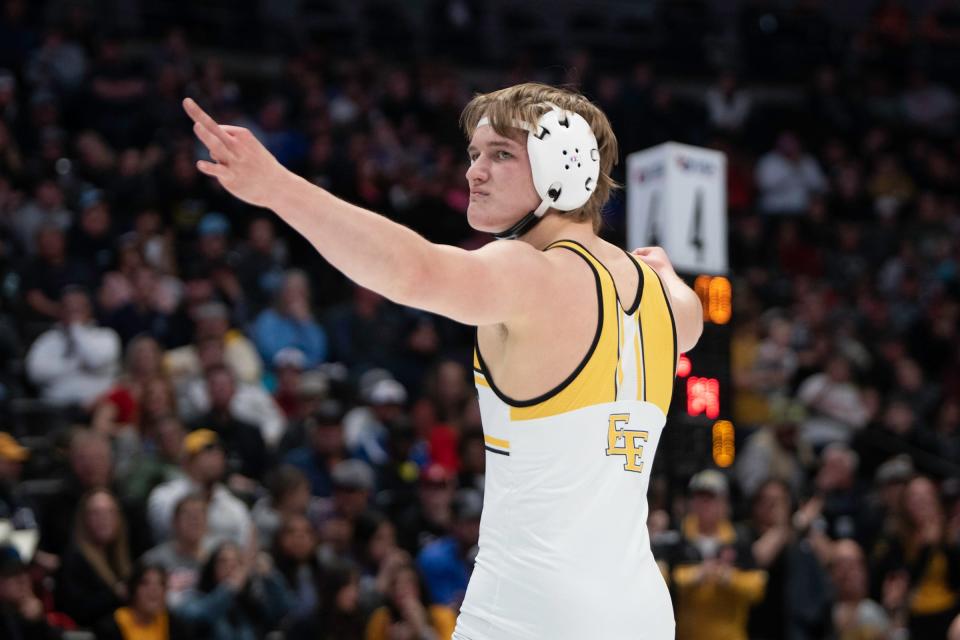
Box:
(626, 142, 727, 275)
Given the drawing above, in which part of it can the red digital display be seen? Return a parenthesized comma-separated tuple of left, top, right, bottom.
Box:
(676, 354, 692, 378)
(686, 376, 720, 419)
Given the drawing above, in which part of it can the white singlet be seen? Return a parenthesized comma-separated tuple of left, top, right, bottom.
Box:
(453, 239, 678, 640)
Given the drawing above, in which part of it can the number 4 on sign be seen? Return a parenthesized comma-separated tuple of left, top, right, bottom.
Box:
(646, 191, 660, 246)
(688, 188, 704, 264)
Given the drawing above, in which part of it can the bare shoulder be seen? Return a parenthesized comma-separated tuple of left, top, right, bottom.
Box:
(482, 240, 597, 326)
(469, 238, 593, 287)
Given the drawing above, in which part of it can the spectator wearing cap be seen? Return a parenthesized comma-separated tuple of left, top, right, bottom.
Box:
(55, 488, 132, 628)
(165, 300, 262, 386)
(669, 470, 766, 640)
(142, 493, 219, 609)
(417, 488, 481, 609)
(283, 400, 347, 497)
(189, 212, 247, 322)
(0, 545, 60, 640)
(343, 376, 408, 467)
(95, 563, 196, 640)
(0, 433, 36, 531)
(147, 429, 253, 546)
(313, 459, 376, 533)
(251, 269, 328, 371)
(21, 225, 96, 322)
(25, 285, 120, 408)
(871, 475, 960, 639)
(396, 463, 456, 554)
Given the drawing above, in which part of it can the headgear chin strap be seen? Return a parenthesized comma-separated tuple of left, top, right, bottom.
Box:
(475, 106, 601, 240)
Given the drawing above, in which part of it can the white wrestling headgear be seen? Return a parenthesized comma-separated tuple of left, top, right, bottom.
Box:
(476, 104, 601, 240)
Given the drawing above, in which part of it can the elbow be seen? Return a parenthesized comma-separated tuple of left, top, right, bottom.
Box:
(677, 295, 704, 354)
(390, 258, 430, 308)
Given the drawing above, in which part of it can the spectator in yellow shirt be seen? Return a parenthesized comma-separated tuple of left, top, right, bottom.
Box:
(669, 470, 767, 640)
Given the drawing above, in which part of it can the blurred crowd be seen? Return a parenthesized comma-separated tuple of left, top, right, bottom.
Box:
(0, 0, 959, 639)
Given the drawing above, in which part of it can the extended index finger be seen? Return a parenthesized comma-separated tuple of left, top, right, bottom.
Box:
(183, 97, 235, 149)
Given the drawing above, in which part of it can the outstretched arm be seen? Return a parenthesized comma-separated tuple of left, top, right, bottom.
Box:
(182, 98, 550, 327)
(632, 247, 703, 354)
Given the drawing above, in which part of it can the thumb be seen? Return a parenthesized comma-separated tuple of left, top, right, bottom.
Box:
(197, 160, 229, 178)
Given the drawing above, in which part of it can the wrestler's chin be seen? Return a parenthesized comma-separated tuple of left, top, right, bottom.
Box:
(466, 203, 500, 233)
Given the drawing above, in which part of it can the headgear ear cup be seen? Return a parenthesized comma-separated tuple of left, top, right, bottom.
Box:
(526, 108, 600, 213)
(477, 106, 601, 240)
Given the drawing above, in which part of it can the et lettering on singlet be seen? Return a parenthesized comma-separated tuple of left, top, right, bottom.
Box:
(606, 413, 649, 474)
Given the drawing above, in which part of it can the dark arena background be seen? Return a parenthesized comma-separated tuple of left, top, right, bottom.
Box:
(1, 1, 960, 639)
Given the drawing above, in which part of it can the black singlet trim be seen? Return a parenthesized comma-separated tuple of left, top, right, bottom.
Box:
(621, 250, 645, 315)
(473, 242, 604, 408)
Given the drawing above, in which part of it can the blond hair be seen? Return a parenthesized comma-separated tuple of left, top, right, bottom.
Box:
(460, 82, 619, 233)
(75, 488, 132, 593)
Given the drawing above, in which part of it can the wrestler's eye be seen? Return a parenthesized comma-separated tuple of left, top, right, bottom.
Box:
(468, 152, 479, 163)
(496, 151, 512, 160)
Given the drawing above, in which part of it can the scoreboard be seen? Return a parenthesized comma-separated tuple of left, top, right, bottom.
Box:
(626, 143, 733, 478)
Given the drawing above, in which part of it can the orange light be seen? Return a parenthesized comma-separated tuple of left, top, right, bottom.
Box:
(676, 353, 692, 377)
(712, 420, 735, 467)
(687, 376, 720, 419)
(694, 275, 711, 323)
(693, 275, 732, 325)
(708, 276, 731, 325)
